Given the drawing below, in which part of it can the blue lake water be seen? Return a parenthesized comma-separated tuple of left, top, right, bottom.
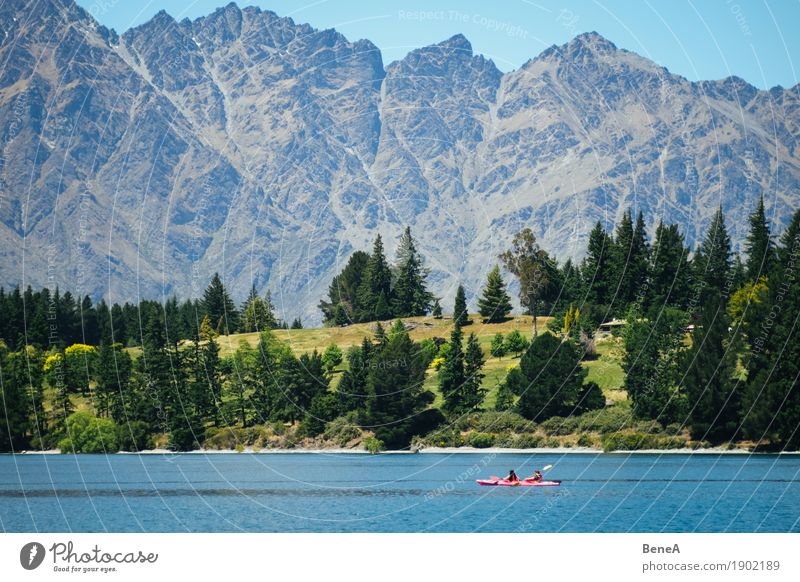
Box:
(1, 453, 798, 532)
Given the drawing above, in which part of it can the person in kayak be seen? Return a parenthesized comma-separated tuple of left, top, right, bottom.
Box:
(526, 470, 542, 482)
(504, 470, 519, 482)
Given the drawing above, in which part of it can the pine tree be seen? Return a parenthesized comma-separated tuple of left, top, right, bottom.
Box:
(453, 284, 469, 327)
(0, 348, 33, 451)
(693, 207, 732, 299)
(364, 320, 439, 448)
(494, 381, 515, 412)
(490, 333, 506, 359)
(682, 290, 739, 443)
(509, 332, 588, 421)
(744, 195, 775, 281)
(582, 221, 614, 308)
(359, 235, 393, 321)
(478, 266, 513, 323)
(431, 298, 443, 319)
(622, 306, 688, 423)
(203, 273, 239, 335)
(648, 221, 690, 309)
(94, 341, 132, 419)
(290, 317, 303, 329)
(462, 333, 487, 412)
(319, 251, 370, 324)
(440, 323, 466, 415)
(391, 226, 434, 317)
(336, 339, 372, 413)
(241, 286, 278, 332)
(741, 209, 800, 448)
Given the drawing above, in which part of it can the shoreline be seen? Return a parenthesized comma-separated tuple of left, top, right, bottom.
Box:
(9, 446, 797, 455)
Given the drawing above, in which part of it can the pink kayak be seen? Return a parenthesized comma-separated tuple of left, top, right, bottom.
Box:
(477, 477, 561, 487)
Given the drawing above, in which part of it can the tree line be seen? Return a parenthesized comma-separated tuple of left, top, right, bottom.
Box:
(2, 199, 799, 452)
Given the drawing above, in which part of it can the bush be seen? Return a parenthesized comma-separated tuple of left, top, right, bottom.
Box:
(468, 432, 496, 448)
(419, 427, 463, 448)
(116, 420, 152, 452)
(323, 415, 362, 447)
(58, 412, 119, 454)
(457, 411, 531, 433)
(577, 433, 595, 448)
(513, 433, 544, 449)
(168, 428, 199, 451)
(363, 436, 384, 454)
(601, 431, 659, 452)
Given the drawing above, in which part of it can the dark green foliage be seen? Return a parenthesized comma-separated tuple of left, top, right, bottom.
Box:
(391, 227, 434, 317)
(431, 298, 442, 319)
(609, 210, 650, 311)
(693, 207, 733, 299)
(623, 307, 688, 424)
(364, 321, 437, 448)
(453, 284, 469, 327)
(582, 221, 614, 307)
(0, 348, 33, 451)
(490, 333, 506, 358)
(463, 333, 487, 411)
(741, 209, 800, 448)
(682, 290, 739, 443)
(478, 265, 513, 322)
(647, 221, 691, 309)
(744, 195, 775, 281)
(203, 273, 239, 335)
(94, 342, 132, 420)
(510, 332, 588, 421)
(240, 286, 278, 332)
(290, 318, 303, 329)
(576, 382, 606, 414)
(494, 381, 515, 411)
(439, 323, 466, 416)
(359, 235, 394, 321)
(336, 339, 372, 413)
(319, 251, 370, 324)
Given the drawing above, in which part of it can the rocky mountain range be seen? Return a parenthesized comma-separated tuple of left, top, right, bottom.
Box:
(1, 0, 798, 323)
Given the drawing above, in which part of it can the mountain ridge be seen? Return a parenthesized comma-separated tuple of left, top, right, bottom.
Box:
(1, 0, 797, 324)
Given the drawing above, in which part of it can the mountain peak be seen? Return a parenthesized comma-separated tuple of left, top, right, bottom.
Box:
(571, 31, 617, 51)
(437, 33, 472, 53)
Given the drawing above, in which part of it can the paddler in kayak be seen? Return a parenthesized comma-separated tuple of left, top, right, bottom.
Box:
(504, 469, 519, 482)
(526, 470, 542, 482)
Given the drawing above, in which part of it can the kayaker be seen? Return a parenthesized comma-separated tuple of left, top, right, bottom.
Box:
(527, 470, 542, 482)
(504, 469, 519, 482)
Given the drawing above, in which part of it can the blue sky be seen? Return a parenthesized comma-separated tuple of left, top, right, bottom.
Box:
(76, 0, 799, 89)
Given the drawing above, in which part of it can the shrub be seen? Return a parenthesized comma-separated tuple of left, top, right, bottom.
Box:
(468, 432, 496, 448)
(513, 433, 544, 449)
(363, 436, 384, 454)
(116, 420, 152, 452)
(323, 415, 361, 447)
(577, 433, 594, 448)
(601, 431, 660, 452)
(58, 412, 119, 454)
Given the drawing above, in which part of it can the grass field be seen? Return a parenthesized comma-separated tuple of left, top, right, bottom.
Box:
(209, 314, 628, 405)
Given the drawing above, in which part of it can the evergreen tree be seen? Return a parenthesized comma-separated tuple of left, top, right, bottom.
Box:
(648, 221, 690, 309)
(290, 317, 303, 329)
(431, 298, 442, 319)
(453, 284, 469, 327)
(364, 321, 439, 448)
(741, 209, 800, 448)
(203, 273, 239, 335)
(439, 323, 466, 415)
(682, 290, 739, 443)
(744, 195, 775, 282)
(94, 342, 132, 419)
(693, 207, 732, 299)
(462, 333, 487, 412)
(0, 348, 33, 451)
(391, 227, 434, 317)
(508, 332, 588, 421)
(504, 329, 529, 356)
(337, 339, 372, 413)
(319, 251, 370, 324)
(359, 235, 394, 321)
(241, 286, 278, 332)
(478, 266, 513, 323)
(494, 381, 515, 412)
(490, 333, 506, 359)
(582, 221, 614, 308)
(622, 306, 688, 423)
